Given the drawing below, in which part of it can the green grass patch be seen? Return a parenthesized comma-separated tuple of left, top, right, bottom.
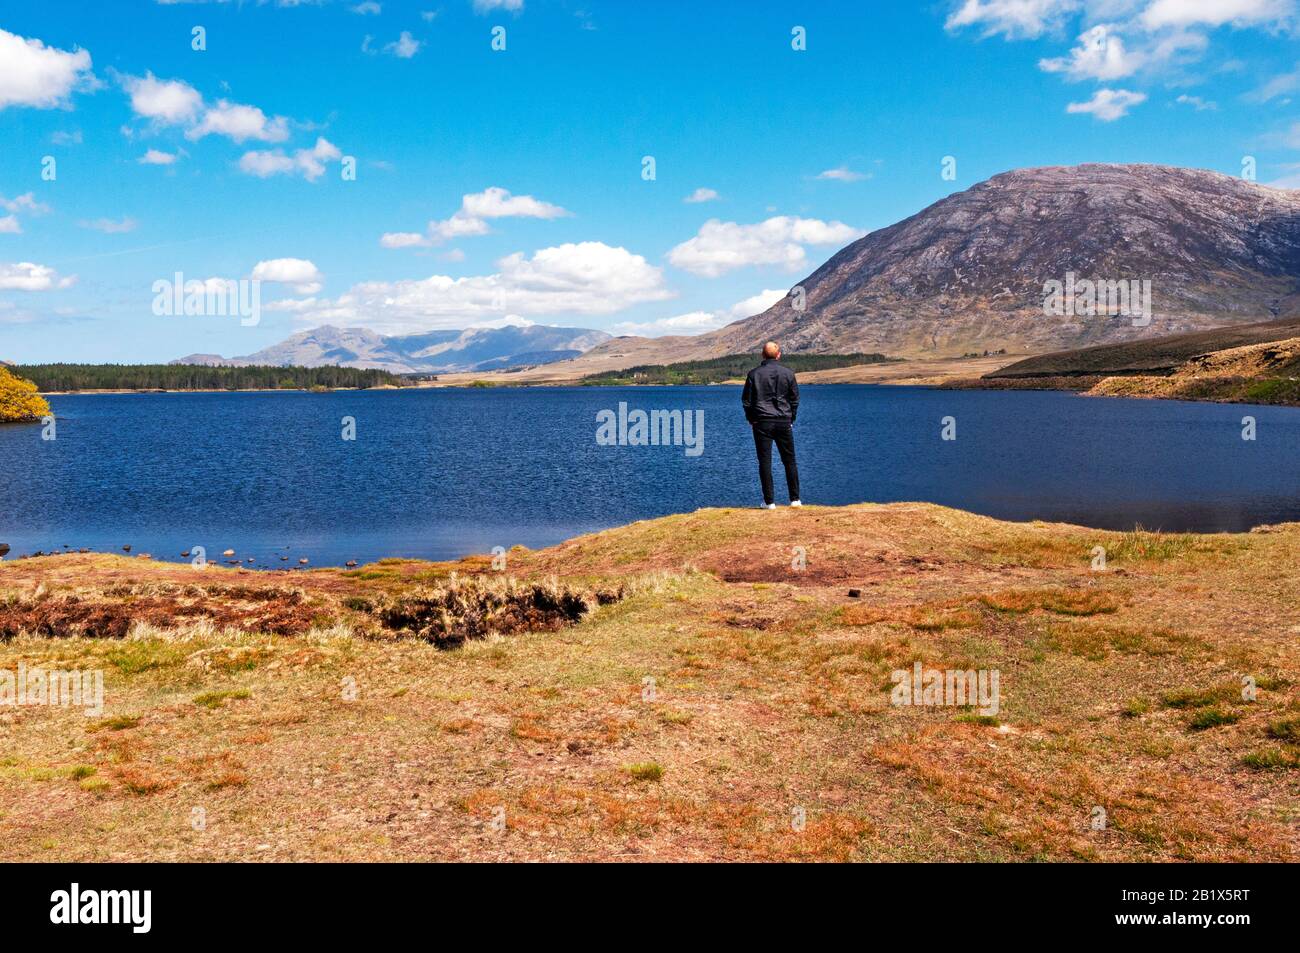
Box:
(104, 639, 191, 675)
(87, 715, 140, 732)
(192, 688, 251, 709)
(1188, 707, 1239, 731)
(1242, 746, 1299, 771)
(1265, 717, 1300, 743)
(625, 761, 664, 782)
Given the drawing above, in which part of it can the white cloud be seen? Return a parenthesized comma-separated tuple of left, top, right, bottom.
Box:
(1175, 93, 1217, 109)
(385, 31, 423, 58)
(610, 288, 790, 338)
(1039, 24, 1143, 80)
(251, 258, 323, 295)
(0, 193, 51, 234)
(0, 28, 94, 111)
(351, 1, 381, 12)
(275, 241, 671, 333)
(385, 186, 570, 247)
(667, 216, 864, 278)
(121, 72, 202, 124)
(51, 129, 82, 145)
(473, 0, 525, 13)
(1265, 162, 1300, 189)
(1, 193, 50, 216)
(1065, 87, 1147, 120)
(1247, 64, 1300, 102)
(0, 262, 76, 291)
(727, 288, 789, 319)
(188, 99, 289, 143)
(78, 216, 137, 234)
(945, 0, 1081, 39)
(815, 165, 869, 182)
(380, 231, 431, 249)
(1141, 0, 1293, 29)
(238, 137, 342, 181)
(684, 187, 720, 203)
(461, 186, 567, 220)
(611, 311, 724, 336)
(138, 148, 181, 165)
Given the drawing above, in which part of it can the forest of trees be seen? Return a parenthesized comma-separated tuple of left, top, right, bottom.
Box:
(15, 364, 403, 392)
(579, 352, 894, 386)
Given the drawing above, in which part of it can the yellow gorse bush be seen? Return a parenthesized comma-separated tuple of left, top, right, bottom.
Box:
(0, 366, 50, 423)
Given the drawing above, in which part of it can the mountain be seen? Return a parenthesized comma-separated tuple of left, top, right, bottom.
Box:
(568, 164, 1300, 369)
(173, 324, 611, 374)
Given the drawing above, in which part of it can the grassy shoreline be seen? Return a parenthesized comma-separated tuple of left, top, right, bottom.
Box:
(1, 502, 1295, 861)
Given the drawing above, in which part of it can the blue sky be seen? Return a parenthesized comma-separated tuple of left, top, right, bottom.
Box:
(1, 0, 1298, 363)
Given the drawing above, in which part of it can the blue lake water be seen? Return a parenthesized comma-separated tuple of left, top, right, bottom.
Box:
(1, 385, 1298, 567)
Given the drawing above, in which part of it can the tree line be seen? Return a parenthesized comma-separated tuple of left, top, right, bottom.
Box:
(16, 363, 403, 392)
(579, 352, 894, 386)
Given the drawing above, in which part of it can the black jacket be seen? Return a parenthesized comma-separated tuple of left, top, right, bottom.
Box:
(742, 358, 799, 424)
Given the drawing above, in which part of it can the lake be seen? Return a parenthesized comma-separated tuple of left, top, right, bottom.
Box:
(2, 385, 1298, 567)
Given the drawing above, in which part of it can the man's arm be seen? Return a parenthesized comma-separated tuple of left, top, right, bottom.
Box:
(741, 371, 756, 423)
(788, 371, 799, 424)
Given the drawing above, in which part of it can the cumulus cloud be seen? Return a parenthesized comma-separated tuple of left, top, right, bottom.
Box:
(473, 0, 525, 13)
(382, 186, 570, 248)
(385, 31, 423, 58)
(1039, 24, 1143, 80)
(118, 72, 296, 149)
(950, 1, 1289, 106)
(815, 166, 869, 182)
(667, 216, 864, 278)
(0, 262, 76, 291)
(1, 193, 50, 216)
(379, 232, 431, 249)
(138, 148, 182, 165)
(1065, 87, 1147, 120)
(187, 99, 289, 143)
(1141, 0, 1293, 29)
(251, 258, 324, 295)
(0, 193, 51, 234)
(610, 288, 789, 338)
(121, 72, 202, 124)
(238, 137, 342, 181)
(1175, 93, 1217, 110)
(945, 0, 1081, 39)
(0, 28, 95, 111)
(684, 188, 720, 203)
(78, 216, 138, 234)
(273, 242, 671, 333)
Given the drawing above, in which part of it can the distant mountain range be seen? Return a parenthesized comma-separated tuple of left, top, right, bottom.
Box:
(172, 165, 1300, 378)
(173, 323, 611, 374)
(561, 164, 1300, 374)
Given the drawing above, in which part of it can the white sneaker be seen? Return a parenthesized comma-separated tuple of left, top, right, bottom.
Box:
(760, 503, 776, 510)
(790, 500, 803, 507)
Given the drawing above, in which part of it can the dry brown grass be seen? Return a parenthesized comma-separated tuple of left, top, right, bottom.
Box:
(0, 502, 1295, 861)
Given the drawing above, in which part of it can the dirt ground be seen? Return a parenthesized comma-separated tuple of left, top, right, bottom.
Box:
(0, 503, 1296, 861)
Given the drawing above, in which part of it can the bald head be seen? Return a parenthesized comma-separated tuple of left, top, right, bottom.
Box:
(762, 341, 781, 359)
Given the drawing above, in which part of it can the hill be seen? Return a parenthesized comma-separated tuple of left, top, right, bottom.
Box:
(174, 323, 611, 375)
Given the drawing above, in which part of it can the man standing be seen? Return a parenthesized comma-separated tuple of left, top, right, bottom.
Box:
(741, 341, 801, 509)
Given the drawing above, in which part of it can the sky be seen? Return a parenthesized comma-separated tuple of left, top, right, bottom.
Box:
(0, 0, 1298, 363)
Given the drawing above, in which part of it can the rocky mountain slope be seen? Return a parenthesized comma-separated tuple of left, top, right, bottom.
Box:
(564, 164, 1300, 371)
(174, 324, 611, 374)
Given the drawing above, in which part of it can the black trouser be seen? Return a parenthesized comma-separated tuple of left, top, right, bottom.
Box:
(751, 419, 800, 505)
